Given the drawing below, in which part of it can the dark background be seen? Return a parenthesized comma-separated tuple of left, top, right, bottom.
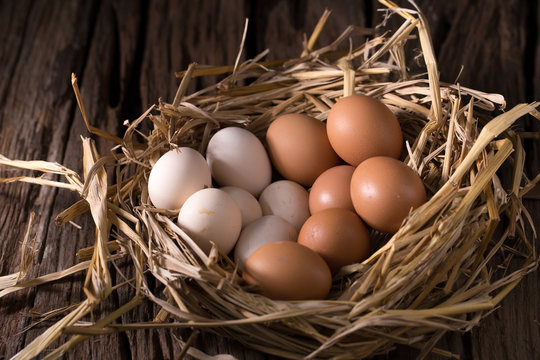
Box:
(0, 1, 538, 359)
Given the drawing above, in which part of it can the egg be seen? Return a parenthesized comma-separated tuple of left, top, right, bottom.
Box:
(298, 208, 370, 274)
(266, 113, 341, 186)
(350, 156, 427, 233)
(177, 188, 242, 254)
(147, 147, 212, 211)
(220, 186, 262, 228)
(234, 215, 297, 270)
(327, 94, 403, 166)
(308, 165, 355, 214)
(258, 180, 310, 231)
(242, 241, 332, 300)
(206, 127, 272, 196)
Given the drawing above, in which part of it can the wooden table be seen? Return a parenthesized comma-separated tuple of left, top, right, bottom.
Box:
(1, 1, 538, 359)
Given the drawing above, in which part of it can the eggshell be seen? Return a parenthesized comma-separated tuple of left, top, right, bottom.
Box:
(298, 208, 370, 274)
(308, 165, 355, 214)
(327, 94, 403, 166)
(350, 156, 427, 233)
(177, 188, 242, 254)
(242, 241, 332, 300)
(266, 113, 341, 186)
(206, 127, 272, 196)
(234, 215, 297, 270)
(147, 147, 211, 211)
(220, 186, 262, 228)
(258, 180, 310, 231)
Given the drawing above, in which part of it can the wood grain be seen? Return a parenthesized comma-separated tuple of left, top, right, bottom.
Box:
(0, 1, 538, 359)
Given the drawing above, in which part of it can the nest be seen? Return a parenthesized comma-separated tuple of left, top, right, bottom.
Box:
(1, 1, 539, 359)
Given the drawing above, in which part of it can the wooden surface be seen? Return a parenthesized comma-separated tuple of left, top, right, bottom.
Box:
(1, 0, 539, 359)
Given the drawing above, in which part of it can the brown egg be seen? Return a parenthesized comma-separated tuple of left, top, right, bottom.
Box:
(309, 165, 355, 214)
(327, 94, 403, 166)
(350, 156, 427, 233)
(298, 208, 370, 274)
(266, 113, 342, 186)
(242, 241, 332, 300)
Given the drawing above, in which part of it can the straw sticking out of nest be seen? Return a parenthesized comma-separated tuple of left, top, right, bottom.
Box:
(0, 1, 539, 359)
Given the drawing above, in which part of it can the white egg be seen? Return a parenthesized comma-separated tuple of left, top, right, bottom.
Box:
(258, 180, 310, 231)
(177, 188, 242, 254)
(206, 127, 271, 196)
(234, 215, 297, 270)
(148, 147, 211, 211)
(220, 186, 263, 228)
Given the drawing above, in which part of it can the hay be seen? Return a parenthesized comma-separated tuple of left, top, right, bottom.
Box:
(1, 1, 539, 359)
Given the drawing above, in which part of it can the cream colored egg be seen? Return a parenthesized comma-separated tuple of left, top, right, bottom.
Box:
(177, 188, 242, 254)
(148, 147, 211, 211)
(206, 127, 272, 196)
(234, 215, 297, 270)
(220, 186, 263, 228)
(258, 180, 310, 231)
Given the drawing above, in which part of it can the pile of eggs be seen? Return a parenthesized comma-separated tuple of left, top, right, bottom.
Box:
(148, 94, 427, 301)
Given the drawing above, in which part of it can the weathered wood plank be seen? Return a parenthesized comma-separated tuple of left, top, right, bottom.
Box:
(245, 0, 368, 61)
(0, 1, 101, 357)
(140, 0, 248, 106)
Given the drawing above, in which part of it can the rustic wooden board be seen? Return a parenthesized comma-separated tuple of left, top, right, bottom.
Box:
(0, 1, 538, 359)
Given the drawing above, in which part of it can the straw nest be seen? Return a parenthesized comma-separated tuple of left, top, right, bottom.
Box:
(1, 1, 539, 359)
